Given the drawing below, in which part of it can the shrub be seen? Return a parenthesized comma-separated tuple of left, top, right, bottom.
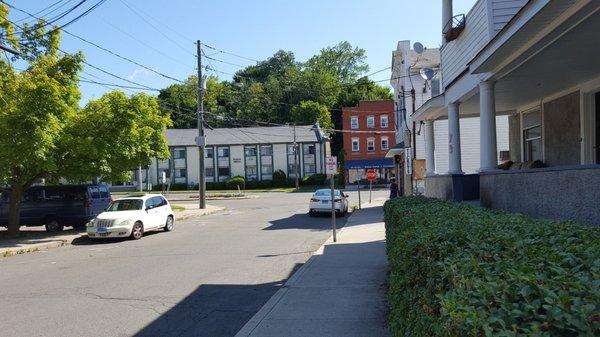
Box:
(257, 180, 273, 188)
(225, 175, 245, 190)
(384, 196, 600, 336)
(245, 179, 258, 189)
(272, 169, 286, 187)
(169, 183, 188, 191)
(302, 173, 327, 186)
(206, 182, 226, 190)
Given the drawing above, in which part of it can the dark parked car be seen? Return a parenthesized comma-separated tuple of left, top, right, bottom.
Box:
(0, 185, 112, 232)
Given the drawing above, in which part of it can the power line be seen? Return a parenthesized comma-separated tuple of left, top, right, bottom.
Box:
(46, 0, 108, 33)
(201, 42, 259, 63)
(14, 0, 72, 23)
(117, 0, 195, 57)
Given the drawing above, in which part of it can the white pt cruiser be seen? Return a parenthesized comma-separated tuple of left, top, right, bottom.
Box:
(87, 194, 174, 240)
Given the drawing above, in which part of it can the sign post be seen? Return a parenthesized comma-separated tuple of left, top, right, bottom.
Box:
(325, 156, 338, 243)
(366, 169, 377, 203)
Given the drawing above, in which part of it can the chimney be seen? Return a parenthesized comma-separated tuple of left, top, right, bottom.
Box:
(442, 0, 453, 44)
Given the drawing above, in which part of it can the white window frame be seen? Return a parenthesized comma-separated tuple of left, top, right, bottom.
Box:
(520, 106, 543, 162)
(380, 115, 389, 128)
(350, 116, 359, 129)
(351, 138, 360, 152)
(367, 137, 375, 152)
(367, 116, 375, 128)
(381, 136, 389, 150)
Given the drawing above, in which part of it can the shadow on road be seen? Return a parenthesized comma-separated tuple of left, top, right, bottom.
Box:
(262, 212, 348, 231)
(71, 230, 163, 245)
(133, 265, 302, 337)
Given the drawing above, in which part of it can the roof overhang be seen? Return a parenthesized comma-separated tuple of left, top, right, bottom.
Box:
(470, 0, 599, 77)
(411, 94, 446, 122)
(384, 141, 406, 158)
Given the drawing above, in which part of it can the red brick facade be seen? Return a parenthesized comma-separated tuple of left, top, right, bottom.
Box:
(342, 100, 396, 161)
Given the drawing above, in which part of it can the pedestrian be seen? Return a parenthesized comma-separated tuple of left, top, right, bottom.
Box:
(389, 178, 398, 199)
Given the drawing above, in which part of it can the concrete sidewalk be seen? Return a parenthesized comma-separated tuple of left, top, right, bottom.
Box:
(1, 204, 224, 257)
(236, 198, 390, 337)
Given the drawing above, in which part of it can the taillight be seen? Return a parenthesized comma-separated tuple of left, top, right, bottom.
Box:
(334, 198, 342, 202)
(310, 198, 318, 202)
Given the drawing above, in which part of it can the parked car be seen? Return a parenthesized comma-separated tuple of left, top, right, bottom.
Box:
(87, 194, 174, 240)
(0, 185, 112, 232)
(308, 188, 349, 217)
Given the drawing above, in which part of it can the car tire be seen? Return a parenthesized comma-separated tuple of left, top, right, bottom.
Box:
(309, 210, 316, 217)
(337, 211, 346, 217)
(45, 218, 64, 232)
(130, 221, 144, 240)
(164, 216, 174, 232)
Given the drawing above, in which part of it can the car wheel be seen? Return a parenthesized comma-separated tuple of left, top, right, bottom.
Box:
(337, 210, 346, 217)
(45, 218, 64, 232)
(130, 222, 144, 240)
(164, 216, 174, 232)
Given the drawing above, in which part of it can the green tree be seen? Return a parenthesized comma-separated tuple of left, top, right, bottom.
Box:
(0, 8, 170, 235)
(291, 100, 333, 130)
(305, 41, 369, 84)
(60, 91, 171, 183)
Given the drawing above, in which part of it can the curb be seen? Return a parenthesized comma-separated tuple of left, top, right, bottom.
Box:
(234, 206, 365, 337)
(1, 238, 71, 258)
(1, 206, 226, 258)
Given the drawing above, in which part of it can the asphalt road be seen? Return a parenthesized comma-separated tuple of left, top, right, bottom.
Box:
(0, 190, 388, 337)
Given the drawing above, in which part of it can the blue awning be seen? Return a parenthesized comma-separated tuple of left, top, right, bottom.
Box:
(345, 159, 394, 169)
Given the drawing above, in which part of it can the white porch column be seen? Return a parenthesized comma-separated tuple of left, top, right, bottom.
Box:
(448, 103, 463, 174)
(425, 120, 436, 175)
(442, 0, 453, 43)
(479, 80, 498, 171)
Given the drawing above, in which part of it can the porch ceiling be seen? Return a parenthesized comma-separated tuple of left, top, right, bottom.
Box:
(494, 8, 600, 110)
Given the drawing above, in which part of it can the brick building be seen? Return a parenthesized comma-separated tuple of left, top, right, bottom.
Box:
(342, 100, 396, 184)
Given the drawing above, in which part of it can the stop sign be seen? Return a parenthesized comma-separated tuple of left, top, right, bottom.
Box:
(366, 169, 377, 181)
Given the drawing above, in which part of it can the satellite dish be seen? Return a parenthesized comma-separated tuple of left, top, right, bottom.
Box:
(420, 68, 436, 80)
(413, 42, 424, 54)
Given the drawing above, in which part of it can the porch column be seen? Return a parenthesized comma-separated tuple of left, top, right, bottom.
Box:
(448, 102, 463, 174)
(442, 0, 453, 44)
(424, 120, 436, 175)
(479, 80, 498, 171)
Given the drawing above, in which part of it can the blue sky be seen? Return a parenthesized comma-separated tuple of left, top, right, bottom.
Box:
(8, 0, 476, 104)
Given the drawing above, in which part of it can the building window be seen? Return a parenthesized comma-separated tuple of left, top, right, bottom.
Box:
(173, 148, 186, 159)
(217, 146, 230, 181)
(367, 138, 375, 152)
(351, 138, 360, 152)
(260, 145, 273, 180)
(380, 115, 389, 128)
(381, 137, 389, 150)
(245, 145, 258, 181)
(522, 109, 542, 161)
(205, 167, 214, 177)
(303, 143, 316, 175)
(174, 168, 186, 184)
(351, 116, 359, 129)
(205, 147, 214, 158)
(367, 116, 375, 128)
(287, 144, 300, 177)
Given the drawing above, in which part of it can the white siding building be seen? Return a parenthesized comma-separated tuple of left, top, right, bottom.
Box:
(131, 125, 327, 188)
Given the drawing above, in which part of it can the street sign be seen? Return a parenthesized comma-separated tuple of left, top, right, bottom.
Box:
(325, 156, 337, 175)
(366, 169, 377, 181)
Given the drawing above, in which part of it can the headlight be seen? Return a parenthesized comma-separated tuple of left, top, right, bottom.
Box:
(117, 219, 134, 227)
(86, 219, 96, 227)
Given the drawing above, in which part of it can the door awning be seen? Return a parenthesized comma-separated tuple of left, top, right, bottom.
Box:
(385, 141, 406, 158)
(345, 158, 395, 169)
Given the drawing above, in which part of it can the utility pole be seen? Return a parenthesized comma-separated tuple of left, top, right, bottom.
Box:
(197, 40, 206, 209)
(293, 123, 299, 189)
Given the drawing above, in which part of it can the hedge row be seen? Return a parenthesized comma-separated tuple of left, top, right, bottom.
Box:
(384, 196, 599, 336)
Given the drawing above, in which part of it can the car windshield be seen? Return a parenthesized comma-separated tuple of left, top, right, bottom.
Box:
(106, 199, 143, 211)
(314, 189, 341, 196)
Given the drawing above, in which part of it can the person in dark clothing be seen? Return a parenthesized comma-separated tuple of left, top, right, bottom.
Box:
(389, 178, 399, 199)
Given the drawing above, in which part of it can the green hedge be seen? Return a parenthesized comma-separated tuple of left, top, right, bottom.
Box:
(384, 196, 599, 337)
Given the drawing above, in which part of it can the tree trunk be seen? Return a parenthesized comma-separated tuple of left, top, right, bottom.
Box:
(6, 185, 24, 237)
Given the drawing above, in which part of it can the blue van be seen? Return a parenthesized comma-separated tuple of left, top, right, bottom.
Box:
(0, 185, 112, 232)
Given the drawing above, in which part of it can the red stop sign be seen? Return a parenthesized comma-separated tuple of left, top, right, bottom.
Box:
(366, 169, 377, 181)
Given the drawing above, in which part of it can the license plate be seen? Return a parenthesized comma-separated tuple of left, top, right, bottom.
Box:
(322, 200, 330, 204)
(98, 227, 107, 234)
(98, 232, 109, 237)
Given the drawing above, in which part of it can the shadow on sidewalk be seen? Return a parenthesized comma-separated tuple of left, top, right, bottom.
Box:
(0, 226, 86, 249)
